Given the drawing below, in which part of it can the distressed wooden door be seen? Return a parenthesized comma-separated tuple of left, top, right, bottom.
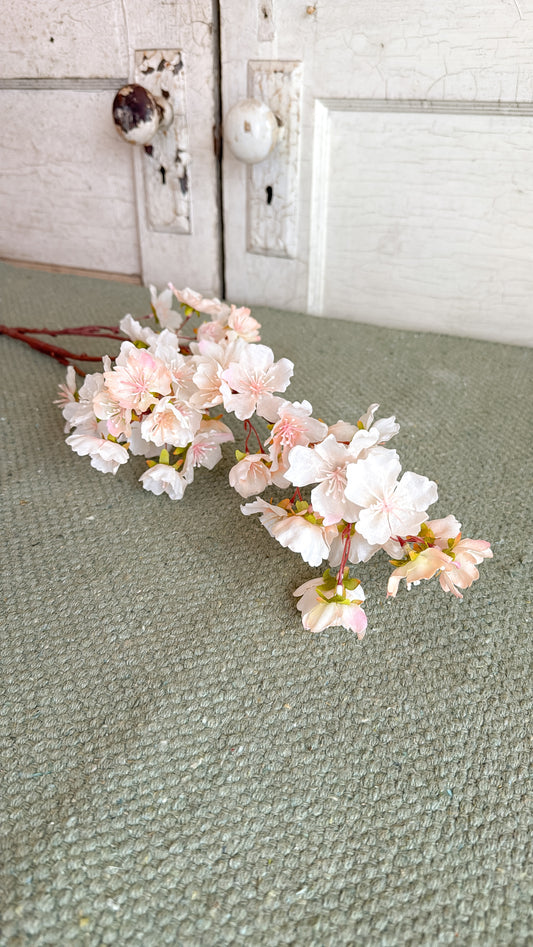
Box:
(220, 1, 533, 345)
(0, 1, 222, 294)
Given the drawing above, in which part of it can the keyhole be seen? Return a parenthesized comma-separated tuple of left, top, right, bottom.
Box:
(159, 165, 166, 184)
(265, 185, 273, 204)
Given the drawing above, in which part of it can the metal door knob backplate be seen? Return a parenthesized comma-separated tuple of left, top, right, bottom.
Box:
(224, 99, 280, 164)
(112, 84, 174, 146)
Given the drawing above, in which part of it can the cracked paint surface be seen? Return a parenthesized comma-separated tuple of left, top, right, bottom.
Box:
(247, 61, 303, 258)
(221, 0, 533, 340)
(136, 50, 191, 234)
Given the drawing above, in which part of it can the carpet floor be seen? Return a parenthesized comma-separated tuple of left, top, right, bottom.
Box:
(0, 262, 531, 946)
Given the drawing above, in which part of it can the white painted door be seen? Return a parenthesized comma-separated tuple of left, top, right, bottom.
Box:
(2, 3, 532, 345)
(220, 1, 533, 345)
(0, 1, 221, 294)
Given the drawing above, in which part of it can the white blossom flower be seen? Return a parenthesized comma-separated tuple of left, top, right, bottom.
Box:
(128, 421, 159, 458)
(328, 529, 381, 567)
(222, 344, 294, 421)
(294, 576, 367, 637)
(147, 332, 198, 401)
(61, 372, 104, 431)
(241, 498, 337, 567)
(66, 426, 129, 475)
(54, 366, 77, 407)
(140, 462, 191, 500)
(345, 450, 438, 545)
(119, 314, 158, 345)
(190, 338, 247, 410)
(285, 431, 380, 526)
(329, 404, 399, 445)
(149, 285, 184, 330)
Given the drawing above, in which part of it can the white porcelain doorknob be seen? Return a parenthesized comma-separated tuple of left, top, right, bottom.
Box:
(224, 99, 280, 164)
(112, 84, 174, 146)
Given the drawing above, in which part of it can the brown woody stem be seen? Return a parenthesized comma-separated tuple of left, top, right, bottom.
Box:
(0, 324, 117, 377)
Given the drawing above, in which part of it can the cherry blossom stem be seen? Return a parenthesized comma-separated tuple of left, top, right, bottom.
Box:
(336, 525, 352, 586)
(290, 488, 303, 504)
(243, 418, 265, 453)
(10, 325, 123, 340)
(0, 324, 116, 376)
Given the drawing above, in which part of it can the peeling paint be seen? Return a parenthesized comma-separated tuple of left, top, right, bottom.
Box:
(246, 60, 303, 258)
(136, 49, 191, 234)
(258, 0, 275, 42)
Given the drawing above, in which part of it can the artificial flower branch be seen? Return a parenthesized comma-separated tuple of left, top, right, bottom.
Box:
(8, 281, 493, 638)
(0, 322, 123, 375)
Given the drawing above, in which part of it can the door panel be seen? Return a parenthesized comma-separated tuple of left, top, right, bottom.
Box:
(3, 1, 128, 78)
(312, 104, 533, 345)
(220, 1, 533, 344)
(0, 1, 221, 295)
(2, 89, 139, 275)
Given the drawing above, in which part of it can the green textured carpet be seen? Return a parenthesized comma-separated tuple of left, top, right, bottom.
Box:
(1, 261, 531, 947)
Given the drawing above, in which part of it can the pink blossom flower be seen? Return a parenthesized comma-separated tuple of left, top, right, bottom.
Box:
(345, 450, 438, 545)
(241, 498, 337, 567)
(140, 462, 192, 500)
(169, 285, 231, 319)
(266, 400, 328, 482)
(226, 306, 261, 342)
(221, 344, 294, 421)
(92, 386, 132, 438)
(147, 332, 198, 399)
(386, 518, 492, 598)
(294, 576, 367, 637)
(180, 420, 233, 478)
(229, 453, 272, 498)
(182, 434, 224, 478)
(387, 546, 450, 597)
(427, 515, 462, 547)
(197, 417, 235, 445)
(327, 419, 358, 443)
(140, 397, 201, 448)
(438, 538, 493, 598)
(196, 320, 226, 345)
(104, 348, 172, 413)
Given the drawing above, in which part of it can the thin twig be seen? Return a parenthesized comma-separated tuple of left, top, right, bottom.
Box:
(0, 324, 114, 376)
(12, 325, 123, 341)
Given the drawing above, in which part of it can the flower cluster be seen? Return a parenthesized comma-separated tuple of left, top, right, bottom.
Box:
(57, 285, 492, 638)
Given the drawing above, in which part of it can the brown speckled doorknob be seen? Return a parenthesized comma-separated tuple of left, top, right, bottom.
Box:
(112, 84, 173, 146)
